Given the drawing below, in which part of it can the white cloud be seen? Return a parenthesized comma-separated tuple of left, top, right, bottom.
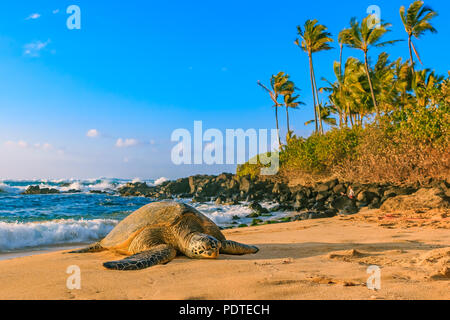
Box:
(26, 13, 41, 20)
(86, 129, 99, 138)
(23, 40, 51, 57)
(4, 140, 55, 152)
(116, 138, 139, 148)
(5, 140, 27, 148)
(52, 9, 60, 14)
(34, 143, 52, 151)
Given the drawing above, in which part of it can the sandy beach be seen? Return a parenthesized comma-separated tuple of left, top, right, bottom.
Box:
(0, 208, 448, 300)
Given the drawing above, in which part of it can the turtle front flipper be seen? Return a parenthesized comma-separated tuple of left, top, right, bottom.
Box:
(68, 242, 104, 253)
(103, 245, 176, 271)
(220, 240, 259, 255)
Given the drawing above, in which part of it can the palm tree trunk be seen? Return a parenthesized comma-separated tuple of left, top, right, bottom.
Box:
(286, 106, 290, 134)
(408, 35, 415, 72)
(339, 43, 344, 128)
(312, 76, 323, 134)
(308, 55, 318, 133)
(275, 106, 281, 147)
(364, 51, 379, 117)
(310, 54, 323, 134)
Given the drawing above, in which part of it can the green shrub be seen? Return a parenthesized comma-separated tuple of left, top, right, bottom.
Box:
(280, 127, 362, 174)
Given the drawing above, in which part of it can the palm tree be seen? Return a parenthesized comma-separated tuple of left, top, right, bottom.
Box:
(295, 20, 334, 133)
(257, 72, 290, 146)
(304, 103, 337, 127)
(283, 88, 304, 134)
(371, 52, 398, 113)
(340, 15, 400, 117)
(400, 0, 438, 72)
(337, 30, 346, 77)
(412, 69, 443, 108)
(393, 58, 415, 109)
(322, 57, 368, 127)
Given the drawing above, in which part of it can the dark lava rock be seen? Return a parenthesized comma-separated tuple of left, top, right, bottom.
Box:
(333, 183, 347, 195)
(23, 186, 60, 195)
(356, 190, 377, 203)
(249, 201, 269, 214)
(65, 189, 82, 193)
(316, 191, 329, 202)
(331, 196, 359, 215)
(246, 212, 260, 218)
(164, 178, 190, 194)
(118, 182, 153, 197)
(383, 187, 416, 198)
(315, 183, 330, 193)
(192, 195, 208, 203)
(294, 209, 337, 221)
(89, 190, 107, 194)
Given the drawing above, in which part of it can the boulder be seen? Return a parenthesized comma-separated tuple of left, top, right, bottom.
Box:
(331, 196, 359, 215)
(316, 191, 329, 202)
(356, 190, 377, 203)
(294, 209, 337, 221)
(249, 201, 269, 214)
(118, 182, 152, 197)
(315, 183, 330, 193)
(332, 183, 346, 195)
(165, 178, 190, 194)
(383, 187, 416, 198)
(381, 188, 449, 212)
(23, 185, 60, 195)
(324, 179, 339, 189)
(239, 177, 252, 194)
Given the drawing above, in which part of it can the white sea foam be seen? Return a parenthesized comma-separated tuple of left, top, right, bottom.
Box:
(58, 182, 83, 192)
(192, 203, 252, 225)
(87, 180, 115, 192)
(154, 177, 168, 186)
(0, 183, 22, 193)
(0, 219, 118, 252)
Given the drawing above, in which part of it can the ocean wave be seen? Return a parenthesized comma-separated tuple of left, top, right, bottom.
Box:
(0, 219, 118, 252)
(0, 178, 156, 194)
(154, 177, 168, 186)
(0, 183, 22, 194)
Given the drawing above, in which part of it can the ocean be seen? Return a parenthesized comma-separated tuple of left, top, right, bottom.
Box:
(0, 178, 284, 256)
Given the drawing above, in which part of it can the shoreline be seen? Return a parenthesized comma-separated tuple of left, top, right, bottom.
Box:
(0, 211, 448, 300)
(0, 243, 91, 261)
(1, 174, 448, 258)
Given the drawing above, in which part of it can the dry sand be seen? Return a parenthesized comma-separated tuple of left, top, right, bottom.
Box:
(0, 209, 448, 300)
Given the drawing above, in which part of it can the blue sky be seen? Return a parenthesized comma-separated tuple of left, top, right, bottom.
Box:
(0, 0, 448, 180)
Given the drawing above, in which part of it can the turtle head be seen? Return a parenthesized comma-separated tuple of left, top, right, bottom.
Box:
(186, 233, 221, 259)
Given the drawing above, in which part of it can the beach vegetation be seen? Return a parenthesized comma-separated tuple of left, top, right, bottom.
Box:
(238, 1, 449, 185)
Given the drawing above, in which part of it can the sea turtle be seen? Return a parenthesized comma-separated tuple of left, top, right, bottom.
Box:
(70, 201, 259, 270)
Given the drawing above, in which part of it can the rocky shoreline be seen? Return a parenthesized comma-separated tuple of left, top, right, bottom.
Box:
(20, 173, 449, 223)
(115, 174, 450, 221)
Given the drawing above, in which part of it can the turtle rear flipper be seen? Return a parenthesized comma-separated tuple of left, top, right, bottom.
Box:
(68, 242, 104, 253)
(103, 245, 176, 271)
(220, 240, 259, 255)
